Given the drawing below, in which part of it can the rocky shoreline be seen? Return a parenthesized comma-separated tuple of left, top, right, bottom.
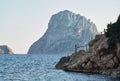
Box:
(56, 15, 120, 78)
(56, 34, 120, 79)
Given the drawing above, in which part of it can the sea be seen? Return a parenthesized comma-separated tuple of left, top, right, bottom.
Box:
(0, 54, 119, 81)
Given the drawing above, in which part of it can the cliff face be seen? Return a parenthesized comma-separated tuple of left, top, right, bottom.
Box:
(0, 45, 14, 54)
(56, 34, 120, 78)
(28, 10, 98, 54)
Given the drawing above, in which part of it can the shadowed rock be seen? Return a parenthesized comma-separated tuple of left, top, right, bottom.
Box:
(0, 45, 14, 54)
(56, 34, 120, 78)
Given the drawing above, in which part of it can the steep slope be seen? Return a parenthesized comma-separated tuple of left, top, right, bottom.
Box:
(28, 10, 98, 54)
(56, 34, 120, 78)
(0, 45, 14, 54)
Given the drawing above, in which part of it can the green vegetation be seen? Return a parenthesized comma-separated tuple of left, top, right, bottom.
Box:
(105, 15, 120, 49)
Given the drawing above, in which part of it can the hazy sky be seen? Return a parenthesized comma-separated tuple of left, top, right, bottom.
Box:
(0, 0, 120, 54)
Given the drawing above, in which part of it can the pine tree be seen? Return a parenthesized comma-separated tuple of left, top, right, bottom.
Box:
(105, 15, 120, 49)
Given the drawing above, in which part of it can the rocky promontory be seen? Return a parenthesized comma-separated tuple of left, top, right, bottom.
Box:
(56, 15, 120, 78)
(0, 45, 14, 54)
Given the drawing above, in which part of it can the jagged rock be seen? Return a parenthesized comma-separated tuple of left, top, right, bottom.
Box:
(100, 54, 113, 62)
(111, 71, 120, 78)
(90, 56, 100, 63)
(56, 34, 120, 78)
(55, 56, 70, 69)
(69, 50, 87, 63)
(106, 59, 115, 69)
(0, 45, 14, 54)
(88, 35, 108, 55)
(28, 10, 98, 54)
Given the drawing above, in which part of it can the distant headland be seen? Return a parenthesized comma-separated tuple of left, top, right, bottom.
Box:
(0, 45, 14, 54)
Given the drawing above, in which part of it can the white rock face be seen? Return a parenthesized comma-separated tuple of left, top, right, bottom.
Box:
(28, 10, 98, 54)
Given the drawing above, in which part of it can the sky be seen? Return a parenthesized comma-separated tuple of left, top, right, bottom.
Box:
(0, 0, 120, 54)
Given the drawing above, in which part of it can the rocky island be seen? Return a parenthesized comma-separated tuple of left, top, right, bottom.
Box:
(0, 45, 14, 54)
(28, 10, 98, 54)
(56, 15, 120, 78)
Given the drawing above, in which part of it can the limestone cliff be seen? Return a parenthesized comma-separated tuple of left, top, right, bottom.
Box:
(28, 10, 98, 54)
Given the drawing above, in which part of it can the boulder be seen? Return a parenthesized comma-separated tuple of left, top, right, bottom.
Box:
(84, 61, 93, 69)
(106, 59, 115, 69)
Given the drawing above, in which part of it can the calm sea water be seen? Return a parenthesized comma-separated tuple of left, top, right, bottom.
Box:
(0, 54, 119, 81)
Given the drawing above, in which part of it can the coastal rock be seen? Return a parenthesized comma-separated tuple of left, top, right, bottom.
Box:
(0, 45, 14, 54)
(55, 56, 70, 69)
(56, 34, 120, 78)
(106, 59, 115, 68)
(88, 34, 108, 55)
(28, 10, 98, 54)
(56, 14, 120, 78)
(85, 61, 93, 69)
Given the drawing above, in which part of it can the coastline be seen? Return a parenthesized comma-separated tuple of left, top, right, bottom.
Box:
(56, 33, 120, 79)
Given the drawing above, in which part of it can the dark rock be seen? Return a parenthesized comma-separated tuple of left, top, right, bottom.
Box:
(55, 56, 70, 69)
(106, 59, 115, 69)
(0, 45, 14, 54)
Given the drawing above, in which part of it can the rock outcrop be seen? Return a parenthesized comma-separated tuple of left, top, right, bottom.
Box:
(28, 10, 98, 54)
(56, 34, 120, 78)
(0, 45, 14, 54)
(56, 15, 120, 78)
